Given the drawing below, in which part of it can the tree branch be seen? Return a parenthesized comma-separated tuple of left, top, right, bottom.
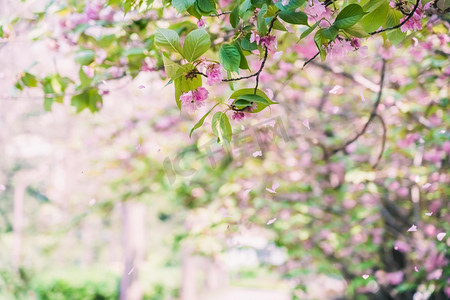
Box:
(330, 59, 386, 155)
(372, 113, 387, 169)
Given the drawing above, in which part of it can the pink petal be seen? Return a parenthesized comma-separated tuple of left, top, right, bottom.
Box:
(437, 232, 446, 241)
(138, 85, 145, 89)
(272, 182, 279, 191)
(425, 212, 433, 216)
(360, 90, 366, 102)
(422, 183, 431, 189)
(252, 150, 262, 157)
(302, 119, 310, 130)
(273, 51, 283, 60)
(267, 217, 277, 225)
(362, 274, 369, 279)
(414, 266, 419, 272)
(408, 224, 417, 232)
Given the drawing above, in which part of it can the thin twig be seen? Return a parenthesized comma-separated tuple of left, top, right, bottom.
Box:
(302, 51, 319, 69)
(372, 113, 386, 169)
(330, 59, 386, 155)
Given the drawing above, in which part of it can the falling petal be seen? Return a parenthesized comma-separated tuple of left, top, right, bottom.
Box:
(241, 125, 245, 131)
(243, 189, 252, 196)
(422, 183, 431, 189)
(302, 119, 310, 130)
(138, 85, 145, 89)
(414, 175, 420, 183)
(329, 85, 343, 94)
(273, 51, 283, 60)
(332, 106, 339, 114)
(360, 90, 366, 102)
(425, 212, 433, 216)
(272, 182, 279, 191)
(127, 266, 135, 275)
(414, 266, 419, 272)
(362, 274, 369, 279)
(267, 218, 277, 225)
(394, 246, 398, 250)
(437, 232, 446, 241)
(253, 150, 262, 157)
(412, 37, 419, 47)
(265, 88, 274, 100)
(407, 224, 417, 232)
(89, 198, 96, 206)
(440, 129, 446, 134)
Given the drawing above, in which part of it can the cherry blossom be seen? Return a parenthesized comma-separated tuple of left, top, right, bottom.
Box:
(205, 64, 223, 86)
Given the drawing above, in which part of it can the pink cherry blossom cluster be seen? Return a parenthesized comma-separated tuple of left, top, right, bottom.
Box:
(304, 0, 327, 19)
(250, 31, 277, 52)
(205, 64, 223, 86)
(399, 1, 431, 32)
(180, 87, 209, 112)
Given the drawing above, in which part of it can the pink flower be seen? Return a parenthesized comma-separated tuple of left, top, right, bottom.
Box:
(232, 111, 245, 121)
(85, 2, 102, 21)
(95, 49, 107, 65)
(250, 31, 260, 45)
(180, 87, 208, 112)
(400, 3, 426, 32)
(260, 35, 277, 52)
(442, 141, 450, 155)
(304, 0, 327, 19)
(193, 86, 209, 101)
(326, 39, 354, 59)
(205, 64, 223, 86)
(197, 18, 205, 28)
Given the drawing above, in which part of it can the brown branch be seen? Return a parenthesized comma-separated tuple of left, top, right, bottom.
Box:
(330, 59, 386, 155)
(372, 113, 386, 169)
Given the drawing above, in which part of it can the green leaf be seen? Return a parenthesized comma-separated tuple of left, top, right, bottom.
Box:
(271, 18, 288, 31)
(314, 29, 327, 61)
(79, 67, 93, 88)
(275, 0, 305, 11)
(212, 112, 232, 143)
(162, 53, 183, 79)
(196, 0, 216, 15)
(362, 0, 386, 12)
(71, 89, 101, 113)
(334, 4, 366, 29)
(233, 41, 250, 70)
(300, 21, 319, 40)
(183, 28, 210, 62)
(21, 72, 38, 87)
(74, 49, 95, 65)
(361, 1, 389, 33)
(343, 23, 369, 38)
(241, 34, 258, 51)
(322, 25, 338, 40)
(172, 0, 195, 12)
(44, 97, 54, 111)
(279, 11, 308, 25)
(190, 103, 220, 138)
(237, 94, 269, 105)
(240, 0, 252, 16)
(229, 88, 276, 113)
(257, 4, 268, 35)
(155, 28, 184, 56)
(385, 10, 406, 45)
(233, 99, 252, 109)
(230, 5, 240, 28)
(219, 44, 241, 73)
